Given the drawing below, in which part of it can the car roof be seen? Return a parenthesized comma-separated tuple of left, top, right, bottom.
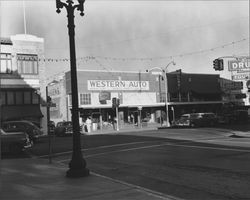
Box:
(3, 120, 39, 127)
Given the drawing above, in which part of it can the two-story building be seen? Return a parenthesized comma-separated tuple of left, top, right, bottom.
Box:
(0, 34, 47, 133)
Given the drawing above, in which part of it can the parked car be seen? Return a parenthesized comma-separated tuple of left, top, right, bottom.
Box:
(2, 120, 44, 143)
(218, 110, 249, 124)
(1, 128, 32, 154)
(174, 113, 218, 127)
(54, 121, 73, 136)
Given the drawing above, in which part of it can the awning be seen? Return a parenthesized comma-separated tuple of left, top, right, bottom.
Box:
(1, 105, 43, 121)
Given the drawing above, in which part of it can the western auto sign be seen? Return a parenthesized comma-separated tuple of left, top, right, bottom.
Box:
(228, 60, 250, 71)
(88, 80, 149, 91)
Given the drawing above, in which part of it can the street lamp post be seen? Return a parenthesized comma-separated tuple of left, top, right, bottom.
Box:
(147, 61, 175, 127)
(56, 0, 89, 178)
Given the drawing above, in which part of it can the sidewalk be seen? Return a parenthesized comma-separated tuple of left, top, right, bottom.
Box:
(1, 158, 181, 200)
(85, 122, 159, 135)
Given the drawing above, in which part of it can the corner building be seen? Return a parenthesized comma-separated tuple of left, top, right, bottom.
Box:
(0, 34, 47, 133)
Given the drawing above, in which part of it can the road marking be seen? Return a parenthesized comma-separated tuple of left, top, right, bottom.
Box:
(165, 143, 250, 152)
(56, 141, 250, 163)
(53, 143, 169, 163)
(38, 140, 163, 158)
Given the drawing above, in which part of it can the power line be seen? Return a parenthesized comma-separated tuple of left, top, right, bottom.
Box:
(41, 37, 249, 62)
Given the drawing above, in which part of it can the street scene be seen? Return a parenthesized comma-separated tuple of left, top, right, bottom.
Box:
(1, 1, 250, 200)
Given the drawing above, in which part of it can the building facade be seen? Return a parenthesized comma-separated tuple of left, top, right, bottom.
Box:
(0, 34, 47, 133)
(48, 69, 230, 127)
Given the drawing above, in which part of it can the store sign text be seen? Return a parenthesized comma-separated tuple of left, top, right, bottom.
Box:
(88, 80, 149, 91)
(228, 60, 250, 71)
(232, 74, 249, 81)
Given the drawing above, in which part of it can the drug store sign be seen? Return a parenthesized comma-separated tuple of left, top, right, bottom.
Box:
(228, 60, 250, 71)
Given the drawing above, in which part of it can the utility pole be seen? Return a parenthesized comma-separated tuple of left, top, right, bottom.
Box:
(56, 0, 89, 178)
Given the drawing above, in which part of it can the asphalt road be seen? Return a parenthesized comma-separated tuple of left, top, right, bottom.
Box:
(3, 128, 250, 200)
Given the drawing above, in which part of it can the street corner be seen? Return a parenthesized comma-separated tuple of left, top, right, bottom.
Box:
(230, 131, 250, 138)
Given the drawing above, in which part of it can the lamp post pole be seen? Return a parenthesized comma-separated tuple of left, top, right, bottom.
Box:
(56, 0, 89, 178)
(146, 61, 175, 127)
(163, 61, 175, 127)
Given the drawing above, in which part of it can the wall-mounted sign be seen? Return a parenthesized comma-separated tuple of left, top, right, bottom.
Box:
(223, 81, 243, 90)
(232, 74, 249, 81)
(228, 60, 250, 71)
(99, 91, 111, 101)
(88, 80, 149, 91)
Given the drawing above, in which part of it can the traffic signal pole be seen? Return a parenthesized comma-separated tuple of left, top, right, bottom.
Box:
(112, 97, 120, 131)
(116, 106, 119, 131)
(213, 55, 250, 71)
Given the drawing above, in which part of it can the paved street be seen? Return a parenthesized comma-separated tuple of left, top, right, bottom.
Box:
(2, 126, 250, 200)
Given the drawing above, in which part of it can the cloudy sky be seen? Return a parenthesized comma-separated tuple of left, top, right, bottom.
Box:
(1, 0, 249, 80)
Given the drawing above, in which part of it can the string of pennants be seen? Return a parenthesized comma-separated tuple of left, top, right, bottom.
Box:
(39, 37, 248, 63)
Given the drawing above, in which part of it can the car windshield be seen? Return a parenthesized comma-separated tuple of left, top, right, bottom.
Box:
(190, 113, 203, 119)
(57, 122, 72, 127)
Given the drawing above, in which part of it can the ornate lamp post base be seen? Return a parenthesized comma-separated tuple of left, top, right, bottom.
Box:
(66, 154, 89, 177)
(66, 168, 90, 178)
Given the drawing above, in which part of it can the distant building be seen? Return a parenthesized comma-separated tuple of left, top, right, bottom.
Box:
(48, 69, 235, 127)
(0, 34, 47, 133)
(215, 57, 250, 106)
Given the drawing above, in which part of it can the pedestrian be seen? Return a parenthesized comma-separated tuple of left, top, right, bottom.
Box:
(85, 117, 92, 133)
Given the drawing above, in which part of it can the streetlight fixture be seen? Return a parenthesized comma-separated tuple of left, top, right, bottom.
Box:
(56, 0, 89, 178)
(146, 61, 175, 127)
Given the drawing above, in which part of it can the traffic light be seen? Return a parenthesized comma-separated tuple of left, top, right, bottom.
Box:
(112, 97, 120, 109)
(116, 98, 120, 107)
(47, 96, 52, 103)
(213, 59, 224, 71)
(112, 97, 117, 109)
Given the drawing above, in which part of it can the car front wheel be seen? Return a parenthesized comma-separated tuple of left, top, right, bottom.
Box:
(190, 123, 195, 128)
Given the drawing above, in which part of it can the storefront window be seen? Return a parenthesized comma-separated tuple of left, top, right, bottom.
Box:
(15, 91, 23, 105)
(32, 92, 39, 104)
(24, 91, 32, 104)
(0, 92, 6, 105)
(7, 91, 15, 105)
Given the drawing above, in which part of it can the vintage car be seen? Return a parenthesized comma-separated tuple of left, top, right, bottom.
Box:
(1, 128, 32, 154)
(2, 120, 44, 143)
(54, 121, 73, 136)
(174, 113, 218, 128)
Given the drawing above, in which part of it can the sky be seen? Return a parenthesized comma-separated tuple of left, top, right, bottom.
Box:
(0, 0, 249, 81)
